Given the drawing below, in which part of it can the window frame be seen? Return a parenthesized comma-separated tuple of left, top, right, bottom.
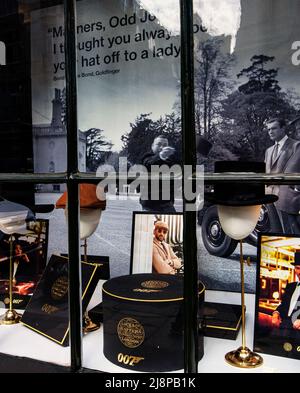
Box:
(0, 0, 299, 374)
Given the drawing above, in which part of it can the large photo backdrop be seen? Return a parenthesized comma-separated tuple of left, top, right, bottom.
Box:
(30, 0, 300, 294)
(196, 0, 300, 293)
(31, 0, 186, 173)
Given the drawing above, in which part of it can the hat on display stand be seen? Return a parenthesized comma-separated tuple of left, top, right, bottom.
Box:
(0, 198, 35, 236)
(56, 183, 106, 242)
(56, 183, 106, 333)
(206, 161, 278, 369)
(205, 161, 278, 206)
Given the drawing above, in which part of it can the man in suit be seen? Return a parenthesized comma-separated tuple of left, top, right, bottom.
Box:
(140, 136, 181, 213)
(272, 251, 300, 333)
(265, 118, 300, 233)
(152, 221, 182, 274)
(13, 242, 30, 284)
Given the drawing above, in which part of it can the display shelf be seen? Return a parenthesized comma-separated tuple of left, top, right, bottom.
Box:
(200, 291, 299, 373)
(0, 284, 298, 373)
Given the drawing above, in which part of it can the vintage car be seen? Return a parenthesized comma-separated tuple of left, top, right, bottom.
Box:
(198, 202, 283, 257)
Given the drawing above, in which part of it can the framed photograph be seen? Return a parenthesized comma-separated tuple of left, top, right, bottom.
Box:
(254, 233, 300, 360)
(0, 219, 49, 309)
(130, 212, 183, 275)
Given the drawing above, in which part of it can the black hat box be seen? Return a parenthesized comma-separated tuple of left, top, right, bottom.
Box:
(102, 273, 205, 372)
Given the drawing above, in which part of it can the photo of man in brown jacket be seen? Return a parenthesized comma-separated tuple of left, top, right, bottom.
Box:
(152, 221, 182, 274)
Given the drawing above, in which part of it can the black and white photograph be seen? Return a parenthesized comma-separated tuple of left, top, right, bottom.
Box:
(254, 234, 300, 360)
(30, 0, 300, 293)
(197, 0, 300, 293)
(31, 0, 183, 183)
(130, 212, 183, 275)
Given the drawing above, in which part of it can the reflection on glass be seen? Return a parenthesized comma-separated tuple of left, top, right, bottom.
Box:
(194, 0, 300, 169)
(197, 0, 300, 296)
(73, 0, 181, 174)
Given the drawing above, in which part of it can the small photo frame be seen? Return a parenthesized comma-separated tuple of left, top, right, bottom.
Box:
(0, 219, 49, 308)
(130, 212, 183, 275)
(254, 233, 300, 360)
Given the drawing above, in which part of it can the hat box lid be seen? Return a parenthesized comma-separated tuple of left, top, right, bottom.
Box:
(102, 273, 205, 303)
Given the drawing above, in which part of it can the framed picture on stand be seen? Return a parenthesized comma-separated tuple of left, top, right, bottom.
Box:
(130, 212, 183, 276)
(0, 219, 49, 309)
(254, 233, 300, 360)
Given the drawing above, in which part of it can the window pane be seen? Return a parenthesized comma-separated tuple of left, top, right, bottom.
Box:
(75, 0, 182, 176)
(0, 1, 67, 176)
(194, 0, 300, 170)
(195, 0, 300, 373)
(0, 182, 70, 369)
(72, 0, 188, 373)
(196, 0, 300, 291)
(32, 0, 67, 175)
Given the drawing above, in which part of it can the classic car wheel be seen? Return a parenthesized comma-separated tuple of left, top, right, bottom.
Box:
(201, 205, 238, 257)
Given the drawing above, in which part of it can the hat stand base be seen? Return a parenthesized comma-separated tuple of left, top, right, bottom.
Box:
(225, 346, 263, 368)
(83, 312, 100, 334)
(0, 309, 22, 325)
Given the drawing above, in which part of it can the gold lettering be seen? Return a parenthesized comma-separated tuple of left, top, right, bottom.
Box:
(41, 303, 59, 314)
(117, 353, 144, 366)
(141, 280, 169, 289)
(51, 276, 68, 300)
(117, 318, 145, 348)
(12, 299, 23, 304)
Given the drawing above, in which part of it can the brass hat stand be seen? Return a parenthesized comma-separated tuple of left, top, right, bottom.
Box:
(0, 235, 22, 325)
(57, 189, 104, 334)
(225, 240, 263, 368)
(82, 238, 100, 334)
(217, 203, 264, 369)
(206, 161, 278, 369)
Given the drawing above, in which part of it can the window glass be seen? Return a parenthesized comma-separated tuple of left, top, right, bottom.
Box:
(0, 182, 70, 368)
(0, 0, 71, 369)
(71, 0, 193, 373)
(75, 0, 182, 176)
(197, 0, 300, 291)
(29, 0, 67, 175)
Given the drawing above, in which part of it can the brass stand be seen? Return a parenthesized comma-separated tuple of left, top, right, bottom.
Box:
(83, 312, 100, 334)
(0, 235, 21, 325)
(225, 240, 263, 368)
(81, 238, 101, 333)
(83, 239, 88, 263)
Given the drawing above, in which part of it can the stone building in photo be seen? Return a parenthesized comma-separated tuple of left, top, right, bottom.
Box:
(33, 88, 86, 192)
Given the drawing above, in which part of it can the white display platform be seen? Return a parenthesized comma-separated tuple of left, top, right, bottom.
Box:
(0, 285, 299, 373)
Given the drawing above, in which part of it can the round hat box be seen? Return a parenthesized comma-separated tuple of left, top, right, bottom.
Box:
(102, 273, 205, 372)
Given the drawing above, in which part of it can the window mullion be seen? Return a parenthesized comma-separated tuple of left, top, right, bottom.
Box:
(180, 0, 198, 374)
(64, 0, 82, 372)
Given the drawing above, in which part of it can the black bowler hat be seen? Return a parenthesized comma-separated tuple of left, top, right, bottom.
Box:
(291, 252, 300, 266)
(205, 161, 278, 206)
(196, 135, 213, 157)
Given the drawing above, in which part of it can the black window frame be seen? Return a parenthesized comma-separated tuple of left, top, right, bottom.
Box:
(0, 0, 199, 373)
(0, 0, 299, 374)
